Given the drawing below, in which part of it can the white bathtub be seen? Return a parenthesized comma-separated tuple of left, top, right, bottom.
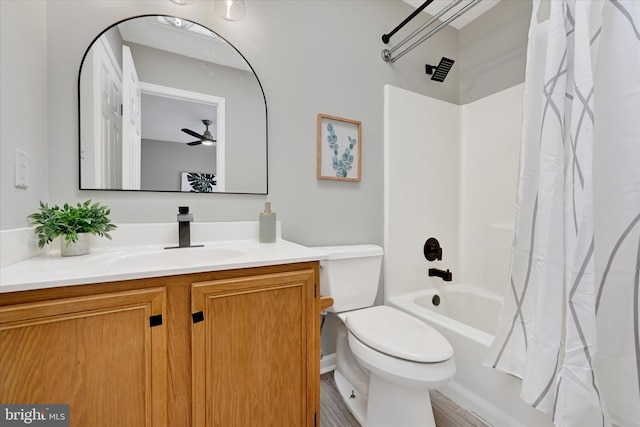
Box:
(387, 285, 553, 427)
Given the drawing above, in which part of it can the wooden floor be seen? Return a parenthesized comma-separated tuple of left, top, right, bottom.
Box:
(320, 372, 488, 427)
(320, 372, 361, 426)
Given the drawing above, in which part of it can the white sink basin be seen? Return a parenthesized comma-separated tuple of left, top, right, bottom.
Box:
(111, 246, 245, 269)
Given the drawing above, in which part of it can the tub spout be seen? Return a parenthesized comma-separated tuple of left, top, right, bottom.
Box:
(429, 268, 452, 282)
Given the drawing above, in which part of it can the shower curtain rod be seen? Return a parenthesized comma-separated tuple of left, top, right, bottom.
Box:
(382, 0, 483, 63)
(382, 0, 435, 44)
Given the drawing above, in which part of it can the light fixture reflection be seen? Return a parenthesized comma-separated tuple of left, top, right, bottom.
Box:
(161, 16, 194, 29)
(213, 0, 246, 21)
(169, 0, 195, 5)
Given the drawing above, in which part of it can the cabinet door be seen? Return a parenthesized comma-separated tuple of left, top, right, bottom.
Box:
(0, 288, 167, 427)
(192, 270, 316, 427)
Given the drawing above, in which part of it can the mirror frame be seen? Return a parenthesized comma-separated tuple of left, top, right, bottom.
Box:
(77, 14, 268, 194)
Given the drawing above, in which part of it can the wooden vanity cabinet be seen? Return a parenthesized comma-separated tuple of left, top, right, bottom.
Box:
(0, 287, 167, 427)
(191, 269, 317, 427)
(0, 261, 323, 427)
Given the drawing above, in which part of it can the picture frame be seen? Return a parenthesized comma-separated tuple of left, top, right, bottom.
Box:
(317, 114, 362, 181)
(180, 172, 217, 193)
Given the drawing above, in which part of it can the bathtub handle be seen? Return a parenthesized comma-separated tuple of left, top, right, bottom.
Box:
(424, 237, 443, 261)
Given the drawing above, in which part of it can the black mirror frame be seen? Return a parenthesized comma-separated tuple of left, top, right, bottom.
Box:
(77, 14, 268, 195)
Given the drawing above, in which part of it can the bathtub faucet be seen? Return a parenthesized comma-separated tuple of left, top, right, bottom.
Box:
(429, 268, 452, 282)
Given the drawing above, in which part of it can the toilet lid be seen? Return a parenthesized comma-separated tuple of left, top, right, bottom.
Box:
(345, 305, 453, 363)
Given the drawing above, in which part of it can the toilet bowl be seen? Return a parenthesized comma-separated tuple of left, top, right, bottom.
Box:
(314, 245, 456, 427)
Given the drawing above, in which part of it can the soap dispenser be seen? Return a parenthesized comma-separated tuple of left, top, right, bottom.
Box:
(259, 201, 276, 243)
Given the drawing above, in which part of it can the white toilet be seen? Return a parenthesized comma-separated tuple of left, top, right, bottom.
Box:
(315, 244, 456, 427)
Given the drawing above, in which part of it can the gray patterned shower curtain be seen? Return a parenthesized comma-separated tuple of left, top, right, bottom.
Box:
(484, 1, 640, 426)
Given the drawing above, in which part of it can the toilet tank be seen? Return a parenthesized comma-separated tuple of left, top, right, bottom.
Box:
(313, 244, 383, 313)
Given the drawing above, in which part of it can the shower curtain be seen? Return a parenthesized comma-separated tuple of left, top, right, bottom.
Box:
(484, 1, 640, 426)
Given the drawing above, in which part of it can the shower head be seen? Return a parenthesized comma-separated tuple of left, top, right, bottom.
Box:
(425, 57, 455, 82)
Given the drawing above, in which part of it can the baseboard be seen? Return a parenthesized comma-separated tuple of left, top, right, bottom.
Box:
(441, 381, 533, 427)
(320, 353, 336, 374)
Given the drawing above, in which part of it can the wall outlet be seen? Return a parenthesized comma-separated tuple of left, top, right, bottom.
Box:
(14, 149, 29, 188)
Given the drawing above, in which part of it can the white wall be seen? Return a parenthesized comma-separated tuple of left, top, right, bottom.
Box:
(1, 0, 530, 240)
(385, 83, 524, 298)
(0, 1, 49, 230)
(1, 0, 462, 240)
(459, 0, 531, 104)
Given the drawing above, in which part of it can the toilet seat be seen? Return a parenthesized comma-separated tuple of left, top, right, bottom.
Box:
(345, 305, 453, 363)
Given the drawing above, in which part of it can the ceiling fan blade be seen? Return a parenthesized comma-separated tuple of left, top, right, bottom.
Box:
(187, 140, 202, 146)
(182, 128, 204, 139)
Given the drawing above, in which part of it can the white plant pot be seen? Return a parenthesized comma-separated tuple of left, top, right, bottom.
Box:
(60, 233, 92, 257)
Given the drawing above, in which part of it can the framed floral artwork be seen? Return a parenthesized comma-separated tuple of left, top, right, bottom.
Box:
(317, 114, 361, 181)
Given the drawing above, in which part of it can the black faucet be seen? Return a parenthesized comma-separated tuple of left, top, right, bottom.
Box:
(429, 268, 452, 282)
(177, 206, 193, 247)
(166, 206, 203, 249)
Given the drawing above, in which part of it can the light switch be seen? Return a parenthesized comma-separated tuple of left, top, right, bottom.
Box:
(14, 149, 28, 188)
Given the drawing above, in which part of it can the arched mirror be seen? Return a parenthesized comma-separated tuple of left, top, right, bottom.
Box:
(79, 15, 267, 194)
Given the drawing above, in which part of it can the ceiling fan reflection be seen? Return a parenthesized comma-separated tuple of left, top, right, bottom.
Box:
(182, 119, 217, 146)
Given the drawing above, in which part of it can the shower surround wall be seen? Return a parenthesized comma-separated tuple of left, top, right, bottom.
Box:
(384, 83, 523, 298)
(384, 83, 529, 423)
(458, 84, 522, 293)
(383, 85, 460, 296)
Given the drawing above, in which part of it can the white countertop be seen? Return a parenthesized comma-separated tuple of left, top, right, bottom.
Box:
(0, 222, 327, 294)
(0, 239, 326, 294)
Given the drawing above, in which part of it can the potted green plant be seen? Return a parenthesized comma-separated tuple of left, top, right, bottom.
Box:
(29, 200, 117, 256)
